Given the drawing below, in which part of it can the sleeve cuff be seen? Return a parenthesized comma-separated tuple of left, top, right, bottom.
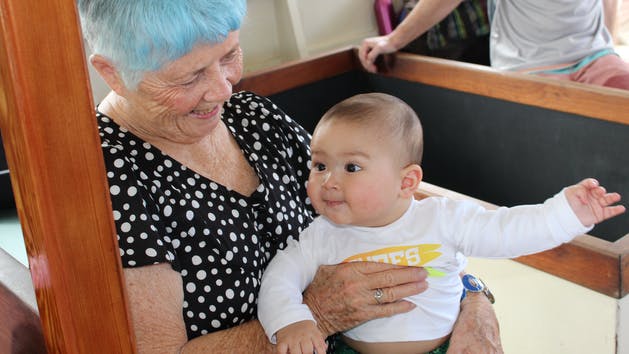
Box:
(262, 306, 316, 344)
(545, 189, 593, 242)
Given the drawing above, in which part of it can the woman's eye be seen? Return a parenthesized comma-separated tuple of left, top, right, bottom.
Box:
(345, 163, 362, 172)
(222, 49, 240, 63)
(182, 75, 200, 86)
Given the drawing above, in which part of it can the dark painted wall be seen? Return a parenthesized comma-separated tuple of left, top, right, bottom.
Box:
(268, 71, 629, 242)
(2, 71, 625, 239)
(0, 132, 15, 209)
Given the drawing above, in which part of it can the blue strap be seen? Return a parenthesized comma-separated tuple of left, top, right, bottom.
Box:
(531, 49, 617, 75)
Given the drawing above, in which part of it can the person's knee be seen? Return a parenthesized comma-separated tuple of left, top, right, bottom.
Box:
(603, 74, 629, 90)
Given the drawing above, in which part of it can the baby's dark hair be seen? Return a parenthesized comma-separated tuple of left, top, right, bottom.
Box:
(318, 93, 423, 165)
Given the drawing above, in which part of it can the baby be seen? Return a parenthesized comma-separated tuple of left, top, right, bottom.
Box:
(257, 92, 625, 354)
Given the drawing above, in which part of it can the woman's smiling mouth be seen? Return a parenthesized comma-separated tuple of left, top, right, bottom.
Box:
(190, 105, 220, 119)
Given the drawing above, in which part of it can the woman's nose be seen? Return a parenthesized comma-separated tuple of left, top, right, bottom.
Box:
(203, 66, 233, 102)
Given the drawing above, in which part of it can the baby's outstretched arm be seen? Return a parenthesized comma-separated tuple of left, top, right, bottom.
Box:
(564, 178, 626, 226)
(275, 320, 327, 354)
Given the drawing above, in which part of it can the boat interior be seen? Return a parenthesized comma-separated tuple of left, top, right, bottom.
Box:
(1, 1, 628, 353)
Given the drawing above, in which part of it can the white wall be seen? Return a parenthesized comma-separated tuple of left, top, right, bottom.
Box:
(240, 0, 377, 72)
(88, 0, 379, 102)
(619, 294, 629, 354)
(86, 56, 109, 104)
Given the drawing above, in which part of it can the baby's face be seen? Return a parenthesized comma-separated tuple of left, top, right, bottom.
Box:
(307, 120, 407, 227)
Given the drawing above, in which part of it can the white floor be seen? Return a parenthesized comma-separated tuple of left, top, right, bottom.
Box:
(0, 209, 27, 266)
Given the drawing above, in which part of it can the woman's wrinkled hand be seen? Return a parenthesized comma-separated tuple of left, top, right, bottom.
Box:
(447, 293, 503, 354)
(302, 262, 428, 337)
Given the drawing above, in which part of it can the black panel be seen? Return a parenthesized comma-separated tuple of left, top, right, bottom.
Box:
(4, 71, 622, 238)
(0, 132, 15, 210)
(269, 71, 373, 133)
(268, 71, 628, 242)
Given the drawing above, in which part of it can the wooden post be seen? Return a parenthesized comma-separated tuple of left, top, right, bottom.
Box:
(0, 0, 135, 352)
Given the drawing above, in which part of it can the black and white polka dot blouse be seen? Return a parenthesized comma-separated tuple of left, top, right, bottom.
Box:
(98, 91, 315, 339)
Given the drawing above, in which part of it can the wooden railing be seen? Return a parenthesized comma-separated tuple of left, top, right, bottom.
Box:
(0, 0, 134, 353)
(0, 2, 627, 349)
(237, 47, 629, 299)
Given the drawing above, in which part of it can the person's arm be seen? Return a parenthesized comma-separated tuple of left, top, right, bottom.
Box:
(303, 262, 504, 353)
(303, 261, 429, 336)
(358, 0, 464, 72)
(124, 260, 429, 353)
(124, 264, 275, 354)
(446, 292, 503, 354)
(602, 0, 621, 42)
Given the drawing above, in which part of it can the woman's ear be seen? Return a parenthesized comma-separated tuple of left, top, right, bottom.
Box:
(89, 54, 126, 94)
(400, 164, 423, 197)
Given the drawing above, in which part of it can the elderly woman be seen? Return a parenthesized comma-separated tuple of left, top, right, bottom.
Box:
(77, 1, 501, 353)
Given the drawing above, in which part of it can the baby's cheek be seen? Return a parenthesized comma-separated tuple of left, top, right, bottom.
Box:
(306, 183, 321, 211)
(352, 186, 388, 211)
(306, 179, 316, 199)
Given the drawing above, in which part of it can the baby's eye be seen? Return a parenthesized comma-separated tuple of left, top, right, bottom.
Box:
(345, 163, 362, 172)
(313, 163, 326, 171)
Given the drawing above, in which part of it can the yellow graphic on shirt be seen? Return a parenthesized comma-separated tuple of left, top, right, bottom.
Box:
(342, 244, 445, 277)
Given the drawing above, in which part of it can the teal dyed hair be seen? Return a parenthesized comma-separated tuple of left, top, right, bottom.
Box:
(78, 0, 247, 88)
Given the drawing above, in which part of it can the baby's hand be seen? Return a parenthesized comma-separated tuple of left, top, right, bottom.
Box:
(564, 178, 625, 226)
(275, 320, 327, 354)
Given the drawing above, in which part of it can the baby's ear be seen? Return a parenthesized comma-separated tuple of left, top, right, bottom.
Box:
(400, 164, 423, 197)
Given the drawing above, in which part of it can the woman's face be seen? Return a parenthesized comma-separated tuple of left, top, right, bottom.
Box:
(120, 31, 243, 144)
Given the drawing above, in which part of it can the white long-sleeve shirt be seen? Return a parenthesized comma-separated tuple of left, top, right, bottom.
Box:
(258, 190, 591, 343)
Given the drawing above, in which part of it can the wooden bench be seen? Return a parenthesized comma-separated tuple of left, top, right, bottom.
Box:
(1, 0, 627, 350)
(235, 48, 629, 299)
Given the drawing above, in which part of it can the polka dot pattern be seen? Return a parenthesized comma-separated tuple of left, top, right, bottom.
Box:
(97, 91, 314, 339)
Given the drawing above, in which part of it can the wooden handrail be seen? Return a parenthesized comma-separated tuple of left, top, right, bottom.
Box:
(235, 46, 361, 96)
(0, 10, 626, 352)
(0, 0, 135, 353)
(237, 47, 629, 299)
(237, 47, 629, 126)
(384, 52, 629, 126)
(382, 51, 629, 297)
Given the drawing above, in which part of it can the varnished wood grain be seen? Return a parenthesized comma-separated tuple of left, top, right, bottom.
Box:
(0, 0, 135, 353)
(238, 48, 628, 298)
(235, 47, 359, 96)
(0, 15, 626, 354)
(515, 237, 626, 298)
(385, 52, 629, 126)
(237, 48, 629, 126)
(385, 52, 629, 298)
